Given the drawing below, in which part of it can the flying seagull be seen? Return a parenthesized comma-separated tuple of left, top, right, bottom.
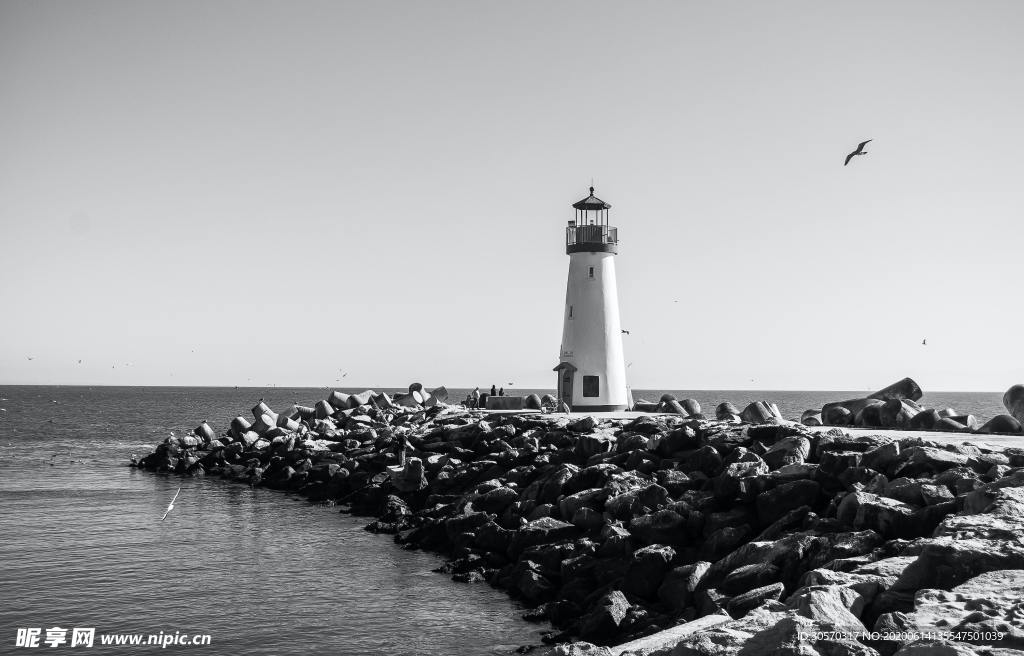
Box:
(161, 487, 181, 521)
(844, 140, 872, 166)
(922, 338, 927, 346)
(621, 329, 630, 335)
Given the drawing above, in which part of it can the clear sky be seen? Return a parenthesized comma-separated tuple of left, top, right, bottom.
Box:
(2, 1, 1022, 392)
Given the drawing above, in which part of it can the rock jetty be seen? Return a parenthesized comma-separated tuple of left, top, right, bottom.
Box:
(136, 383, 1024, 655)
(794, 377, 1024, 435)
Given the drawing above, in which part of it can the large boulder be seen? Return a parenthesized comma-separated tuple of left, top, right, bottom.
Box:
(727, 611, 880, 655)
(475, 486, 520, 513)
(1004, 384, 1024, 425)
(559, 488, 608, 520)
(547, 643, 613, 656)
(726, 583, 786, 618)
(869, 377, 923, 402)
(888, 537, 1024, 598)
(761, 436, 812, 470)
(740, 401, 784, 424)
(667, 607, 790, 655)
(721, 563, 781, 595)
(716, 401, 742, 421)
(575, 431, 617, 458)
(629, 509, 688, 545)
(511, 517, 579, 555)
(821, 398, 885, 427)
(977, 413, 1024, 434)
(606, 484, 670, 521)
(879, 399, 920, 428)
(578, 590, 631, 641)
(785, 584, 868, 632)
(894, 446, 970, 478)
(654, 426, 700, 456)
(756, 480, 820, 527)
(836, 491, 916, 539)
(933, 485, 1024, 540)
(657, 561, 711, 612)
(389, 457, 427, 492)
(899, 569, 1024, 649)
(622, 544, 676, 599)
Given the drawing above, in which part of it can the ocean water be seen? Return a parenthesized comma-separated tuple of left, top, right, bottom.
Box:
(0, 385, 1008, 654)
(0, 386, 551, 655)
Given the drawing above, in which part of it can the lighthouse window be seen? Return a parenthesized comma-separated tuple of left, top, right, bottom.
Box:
(582, 375, 600, 397)
(588, 267, 594, 279)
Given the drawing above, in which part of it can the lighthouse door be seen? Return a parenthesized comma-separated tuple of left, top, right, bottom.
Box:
(559, 370, 573, 406)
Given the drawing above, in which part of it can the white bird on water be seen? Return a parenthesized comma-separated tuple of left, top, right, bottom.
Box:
(161, 487, 181, 521)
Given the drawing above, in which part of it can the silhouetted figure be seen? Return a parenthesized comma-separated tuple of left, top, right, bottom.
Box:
(844, 139, 872, 166)
(922, 339, 927, 346)
(395, 435, 409, 467)
(498, 387, 504, 396)
(490, 385, 497, 396)
(471, 387, 481, 408)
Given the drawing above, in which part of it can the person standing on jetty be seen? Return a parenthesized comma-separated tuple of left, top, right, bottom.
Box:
(395, 434, 409, 467)
(490, 384, 497, 397)
(471, 387, 481, 408)
(498, 387, 504, 396)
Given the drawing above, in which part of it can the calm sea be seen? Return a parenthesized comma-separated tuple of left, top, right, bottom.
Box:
(0, 385, 1007, 654)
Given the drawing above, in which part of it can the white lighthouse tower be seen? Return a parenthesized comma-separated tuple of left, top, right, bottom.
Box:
(554, 187, 629, 412)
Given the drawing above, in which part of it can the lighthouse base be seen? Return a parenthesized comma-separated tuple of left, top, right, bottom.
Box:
(569, 403, 629, 413)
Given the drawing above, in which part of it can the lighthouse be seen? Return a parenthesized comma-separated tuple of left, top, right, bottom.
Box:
(554, 187, 629, 412)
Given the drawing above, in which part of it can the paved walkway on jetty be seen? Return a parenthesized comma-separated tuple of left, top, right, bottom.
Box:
(805, 424, 1024, 450)
(483, 409, 1024, 450)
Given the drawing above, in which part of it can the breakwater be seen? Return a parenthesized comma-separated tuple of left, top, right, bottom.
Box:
(135, 383, 1024, 655)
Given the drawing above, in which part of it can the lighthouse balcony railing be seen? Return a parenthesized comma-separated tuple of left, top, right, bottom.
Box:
(566, 225, 618, 250)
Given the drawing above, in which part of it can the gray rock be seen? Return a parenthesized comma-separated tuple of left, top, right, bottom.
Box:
(629, 509, 688, 545)
(761, 436, 812, 470)
(622, 544, 676, 600)
(657, 561, 711, 612)
(1003, 384, 1024, 425)
(837, 491, 916, 539)
(579, 590, 631, 641)
(726, 583, 785, 618)
(756, 479, 820, 527)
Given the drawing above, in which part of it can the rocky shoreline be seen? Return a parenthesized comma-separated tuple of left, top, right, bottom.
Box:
(135, 383, 1024, 656)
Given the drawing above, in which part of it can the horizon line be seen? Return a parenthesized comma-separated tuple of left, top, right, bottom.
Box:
(0, 382, 1007, 395)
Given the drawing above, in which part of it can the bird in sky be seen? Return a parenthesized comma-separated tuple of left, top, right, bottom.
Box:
(26, 356, 34, 361)
(922, 338, 927, 346)
(844, 140, 872, 166)
(621, 329, 630, 335)
(161, 487, 181, 521)
(77, 360, 82, 364)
